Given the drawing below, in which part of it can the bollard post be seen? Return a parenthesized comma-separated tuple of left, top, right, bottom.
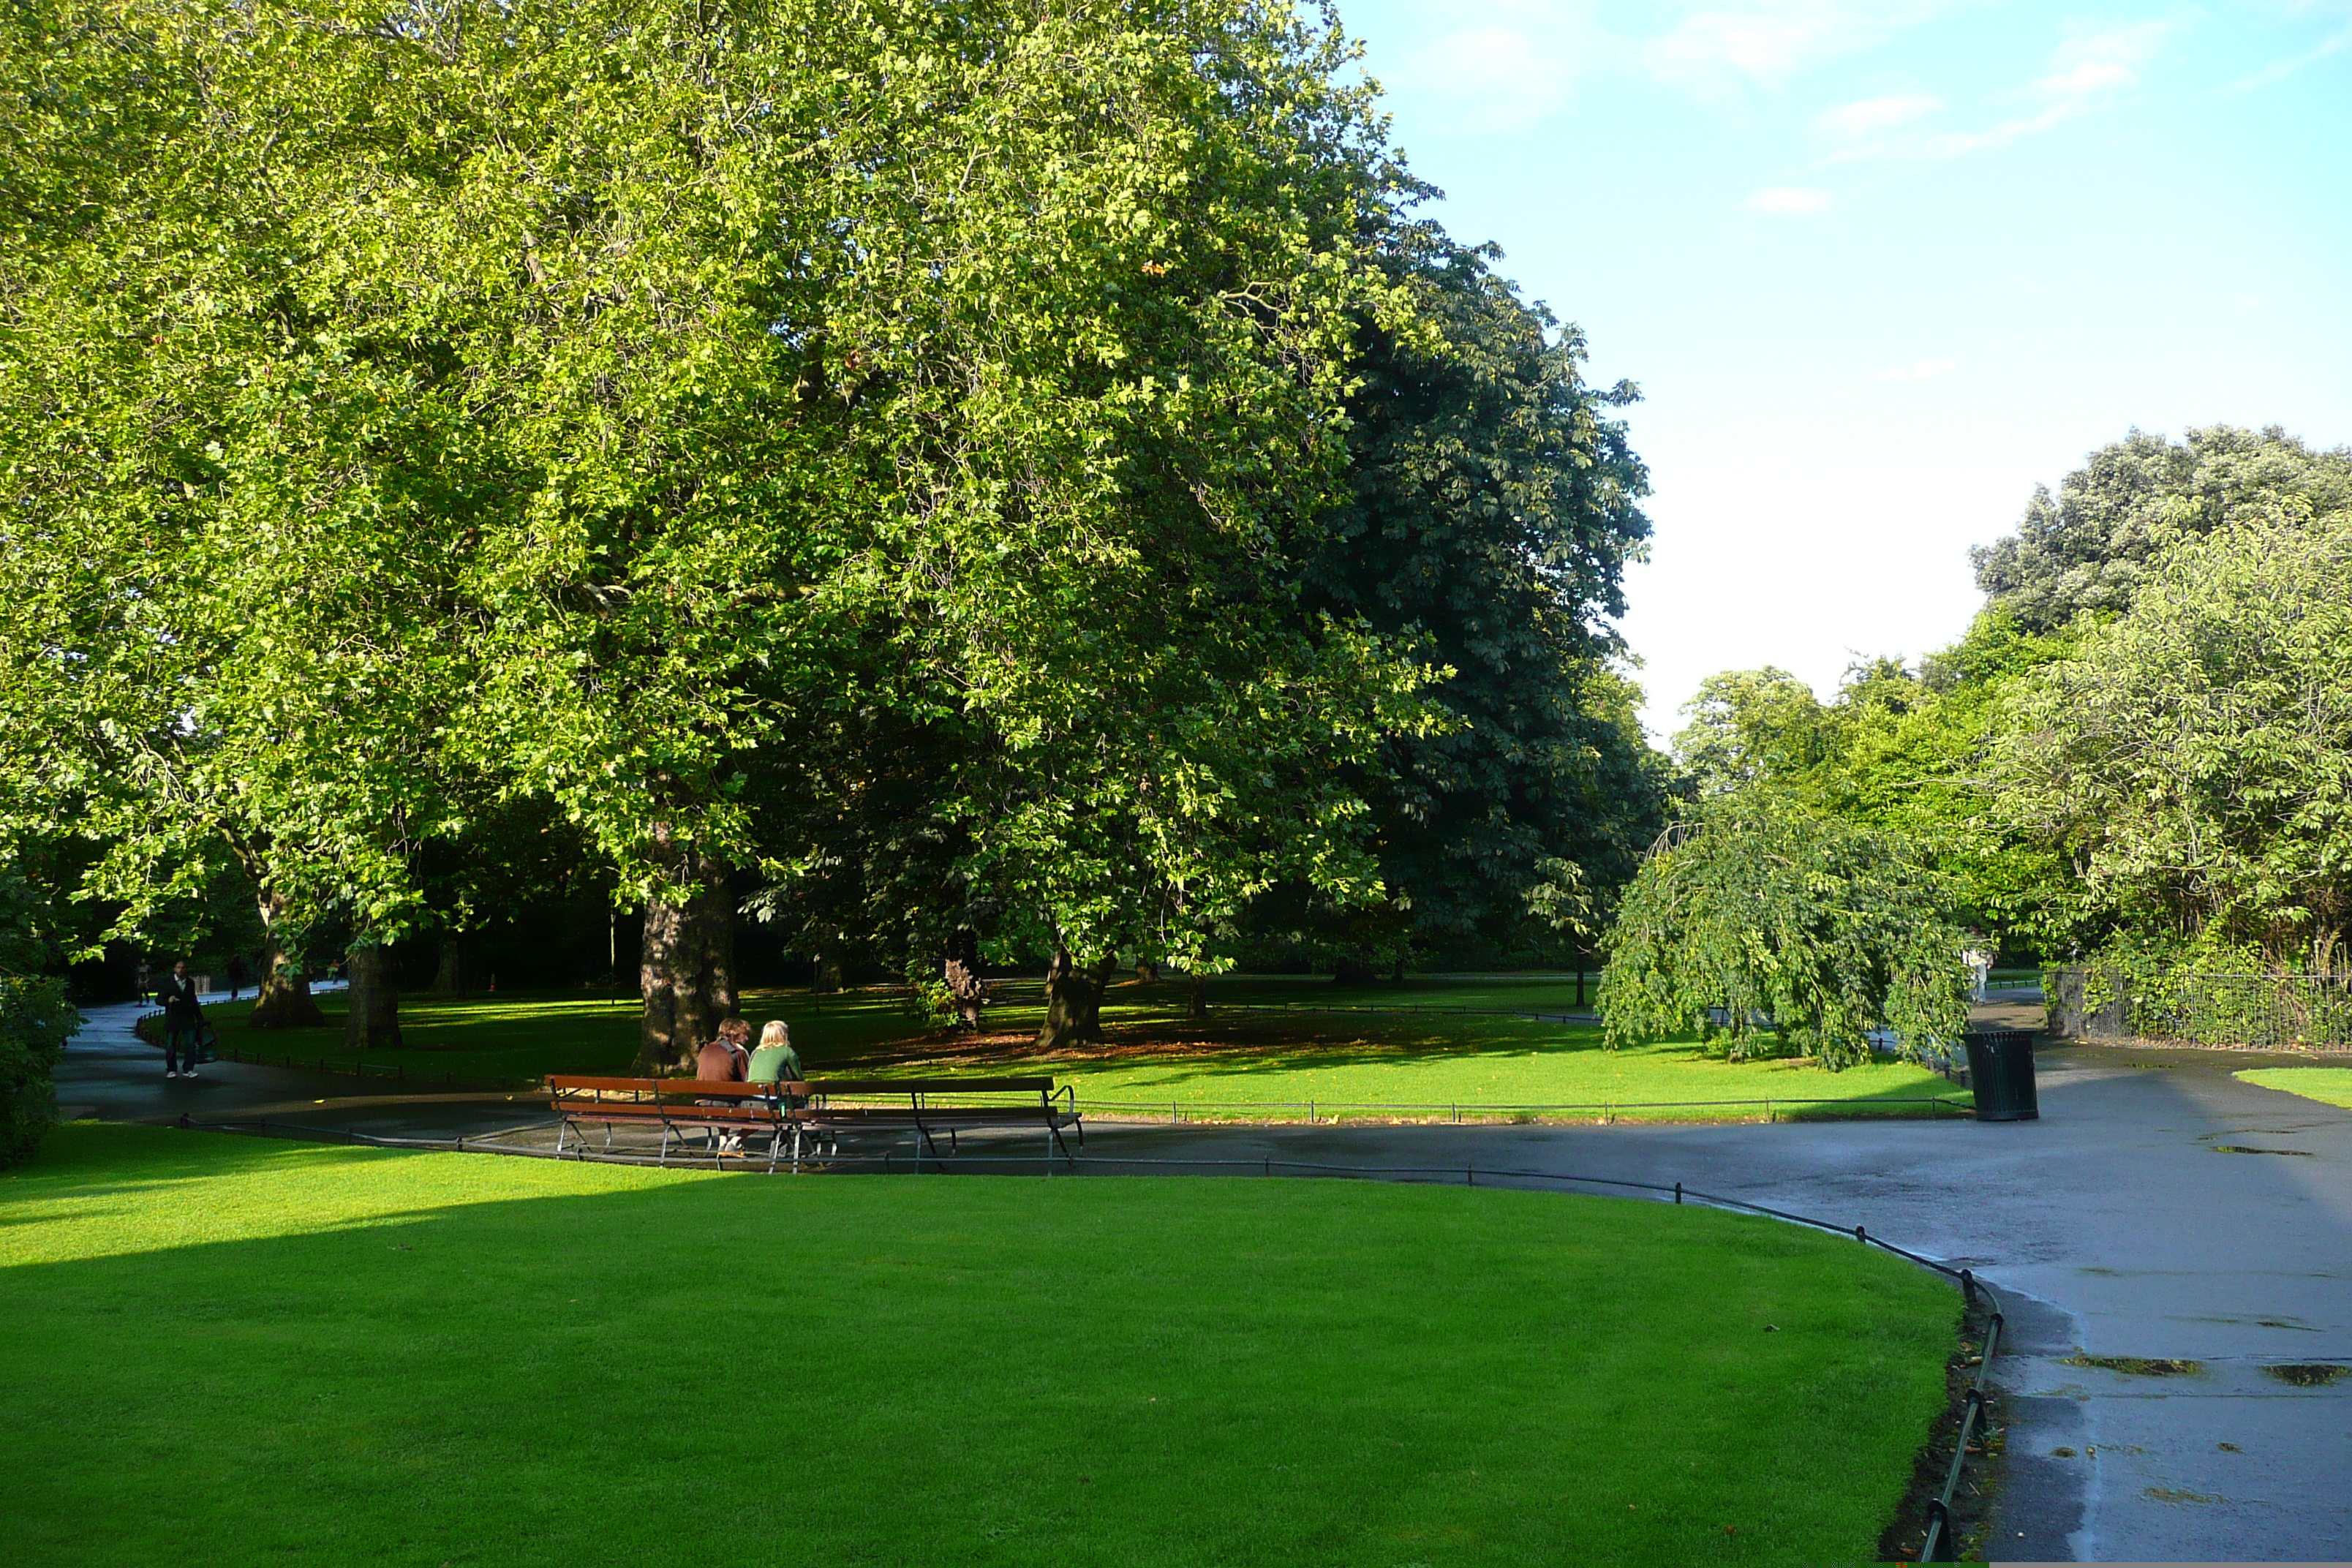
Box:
(1960, 1268, 1977, 1307)
(1855, 1224, 1867, 1245)
(1674, 1181, 1683, 1205)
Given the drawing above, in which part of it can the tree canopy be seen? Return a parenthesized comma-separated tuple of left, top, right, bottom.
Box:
(1300, 225, 1663, 968)
(1598, 802, 1970, 1069)
(2, 0, 1667, 1058)
(1970, 425, 2352, 635)
(1995, 518, 2352, 972)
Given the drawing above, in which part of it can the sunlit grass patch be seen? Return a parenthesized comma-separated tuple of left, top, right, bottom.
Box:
(2234, 1068, 2352, 1109)
(0, 1124, 1956, 1567)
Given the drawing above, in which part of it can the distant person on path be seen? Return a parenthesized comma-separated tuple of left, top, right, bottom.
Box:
(1963, 941, 1994, 1002)
(225, 954, 249, 1000)
(747, 1019, 804, 1107)
(154, 960, 204, 1080)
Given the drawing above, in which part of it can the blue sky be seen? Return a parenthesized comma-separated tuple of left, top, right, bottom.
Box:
(1336, 0, 2352, 735)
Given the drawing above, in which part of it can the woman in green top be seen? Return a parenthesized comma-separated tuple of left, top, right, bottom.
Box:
(747, 1020, 804, 1105)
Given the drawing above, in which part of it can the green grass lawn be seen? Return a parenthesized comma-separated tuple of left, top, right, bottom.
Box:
(205, 977, 1962, 1122)
(2234, 1067, 2352, 1109)
(0, 1124, 1957, 1567)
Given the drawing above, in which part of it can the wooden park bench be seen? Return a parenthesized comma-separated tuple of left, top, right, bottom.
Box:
(549, 1076, 793, 1169)
(548, 1074, 1083, 1169)
(797, 1077, 1082, 1164)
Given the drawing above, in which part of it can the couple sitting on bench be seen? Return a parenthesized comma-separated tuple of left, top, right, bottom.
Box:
(697, 1017, 802, 1088)
(696, 1019, 804, 1150)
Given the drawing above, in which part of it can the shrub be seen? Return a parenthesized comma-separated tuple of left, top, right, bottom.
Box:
(1, 973, 81, 1166)
(1599, 803, 1970, 1069)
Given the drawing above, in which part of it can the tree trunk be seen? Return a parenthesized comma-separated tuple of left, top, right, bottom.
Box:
(430, 936, 467, 996)
(1035, 947, 1112, 1052)
(1188, 971, 1208, 1024)
(344, 943, 403, 1052)
(1134, 959, 1158, 983)
(245, 890, 325, 1029)
(812, 953, 845, 993)
(1333, 957, 1379, 985)
(635, 848, 736, 1073)
(1390, 952, 1406, 984)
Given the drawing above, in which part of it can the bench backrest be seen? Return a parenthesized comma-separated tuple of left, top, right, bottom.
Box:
(803, 1077, 1055, 1096)
(550, 1076, 663, 1096)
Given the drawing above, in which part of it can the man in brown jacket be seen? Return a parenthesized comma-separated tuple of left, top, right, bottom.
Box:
(696, 1018, 751, 1082)
(695, 1018, 753, 1153)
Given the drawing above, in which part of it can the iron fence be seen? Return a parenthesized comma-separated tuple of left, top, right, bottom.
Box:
(2048, 968, 2352, 1050)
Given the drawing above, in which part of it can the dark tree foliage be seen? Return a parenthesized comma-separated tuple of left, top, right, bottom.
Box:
(1971, 425, 2352, 634)
(1289, 224, 1665, 966)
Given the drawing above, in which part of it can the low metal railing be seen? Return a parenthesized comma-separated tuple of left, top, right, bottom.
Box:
(2049, 968, 2352, 1049)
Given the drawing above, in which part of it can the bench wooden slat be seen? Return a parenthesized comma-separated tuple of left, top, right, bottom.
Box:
(804, 1077, 1057, 1095)
(655, 1079, 774, 1100)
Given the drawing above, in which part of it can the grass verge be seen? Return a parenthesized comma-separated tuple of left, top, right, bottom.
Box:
(0, 1123, 1956, 1566)
(2234, 1067, 2352, 1109)
(194, 978, 1961, 1122)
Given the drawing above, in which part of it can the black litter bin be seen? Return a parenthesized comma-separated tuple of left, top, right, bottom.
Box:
(1963, 1029, 2040, 1121)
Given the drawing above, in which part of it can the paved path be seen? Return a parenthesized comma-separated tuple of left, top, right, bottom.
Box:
(53, 998, 549, 1141)
(53, 1002, 2351, 1561)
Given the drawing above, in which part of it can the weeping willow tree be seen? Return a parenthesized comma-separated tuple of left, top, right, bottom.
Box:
(1598, 803, 1970, 1068)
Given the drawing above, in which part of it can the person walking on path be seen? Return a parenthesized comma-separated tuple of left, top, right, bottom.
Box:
(154, 960, 205, 1079)
(225, 954, 249, 1000)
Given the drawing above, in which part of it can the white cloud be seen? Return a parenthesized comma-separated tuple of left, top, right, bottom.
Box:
(1877, 358, 1961, 381)
(1904, 21, 2174, 159)
(1643, 0, 1972, 91)
(1380, 1, 1978, 125)
(1815, 94, 1942, 140)
(1410, 26, 1578, 132)
(2228, 13, 2352, 93)
(1746, 184, 1833, 213)
(1390, 4, 1614, 133)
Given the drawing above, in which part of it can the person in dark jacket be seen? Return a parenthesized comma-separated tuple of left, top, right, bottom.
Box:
(155, 960, 204, 1080)
(225, 954, 250, 1000)
(696, 1018, 751, 1083)
(695, 1018, 753, 1154)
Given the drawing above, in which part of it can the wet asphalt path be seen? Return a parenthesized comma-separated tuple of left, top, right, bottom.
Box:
(51, 996, 551, 1142)
(51, 1000, 2352, 1561)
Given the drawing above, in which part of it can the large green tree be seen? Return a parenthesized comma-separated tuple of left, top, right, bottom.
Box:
(4, 0, 1455, 1065)
(1971, 425, 2352, 635)
(1599, 802, 1970, 1068)
(1269, 223, 1663, 973)
(1994, 517, 2352, 971)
